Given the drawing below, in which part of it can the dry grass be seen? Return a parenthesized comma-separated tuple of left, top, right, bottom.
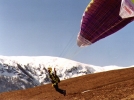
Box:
(0, 67, 134, 100)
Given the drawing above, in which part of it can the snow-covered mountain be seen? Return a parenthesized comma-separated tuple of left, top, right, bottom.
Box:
(0, 56, 130, 93)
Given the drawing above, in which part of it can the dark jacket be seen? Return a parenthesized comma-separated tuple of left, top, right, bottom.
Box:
(49, 71, 60, 84)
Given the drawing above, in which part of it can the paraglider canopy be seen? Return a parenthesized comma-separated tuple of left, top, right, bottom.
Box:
(77, 0, 134, 47)
(120, 0, 134, 18)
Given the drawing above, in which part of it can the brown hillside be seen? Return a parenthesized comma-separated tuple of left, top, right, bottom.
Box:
(0, 67, 134, 100)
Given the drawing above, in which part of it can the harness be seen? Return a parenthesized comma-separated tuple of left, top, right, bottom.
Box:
(49, 72, 60, 84)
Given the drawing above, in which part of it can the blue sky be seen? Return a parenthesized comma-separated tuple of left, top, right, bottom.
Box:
(0, 0, 134, 67)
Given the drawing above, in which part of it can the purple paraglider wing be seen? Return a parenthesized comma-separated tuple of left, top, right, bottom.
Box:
(77, 0, 134, 47)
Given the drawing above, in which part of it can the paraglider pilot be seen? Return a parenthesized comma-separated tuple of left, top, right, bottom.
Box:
(48, 67, 66, 96)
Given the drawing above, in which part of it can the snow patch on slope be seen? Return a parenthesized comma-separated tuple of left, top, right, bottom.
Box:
(0, 56, 130, 93)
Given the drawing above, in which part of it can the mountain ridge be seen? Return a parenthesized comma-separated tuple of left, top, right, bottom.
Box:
(0, 56, 132, 93)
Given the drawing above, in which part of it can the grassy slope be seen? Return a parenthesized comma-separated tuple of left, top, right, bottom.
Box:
(0, 67, 134, 100)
